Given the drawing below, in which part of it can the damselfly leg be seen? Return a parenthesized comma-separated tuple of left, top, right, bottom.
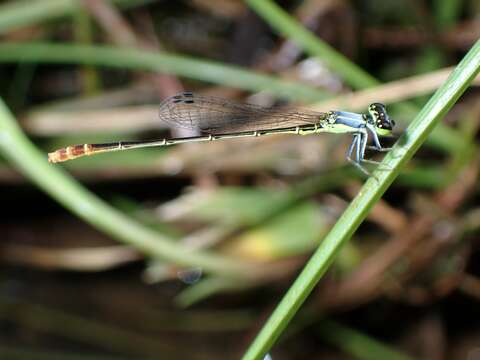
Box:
(346, 130, 391, 176)
(347, 132, 370, 176)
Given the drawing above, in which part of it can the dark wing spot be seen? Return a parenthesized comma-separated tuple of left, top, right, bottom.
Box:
(169, 92, 196, 104)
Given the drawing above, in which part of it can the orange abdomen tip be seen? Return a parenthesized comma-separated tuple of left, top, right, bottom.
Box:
(48, 144, 92, 163)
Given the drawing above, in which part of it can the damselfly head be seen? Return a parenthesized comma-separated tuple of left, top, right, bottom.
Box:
(368, 103, 395, 136)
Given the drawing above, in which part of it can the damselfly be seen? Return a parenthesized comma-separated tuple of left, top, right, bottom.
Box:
(48, 92, 395, 175)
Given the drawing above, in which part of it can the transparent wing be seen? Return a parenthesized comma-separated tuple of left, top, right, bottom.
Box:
(158, 92, 327, 134)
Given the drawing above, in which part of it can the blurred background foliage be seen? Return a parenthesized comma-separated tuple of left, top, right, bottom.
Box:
(0, 0, 479, 359)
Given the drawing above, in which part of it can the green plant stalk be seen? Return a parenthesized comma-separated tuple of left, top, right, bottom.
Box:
(0, 0, 156, 33)
(0, 42, 328, 102)
(0, 345, 121, 360)
(174, 277, 251, 308)
(317, 319, 413, 360)
(74, 6, 100, 95)
(0, 297, 185, 357)
(0, 99, 252, 277)
(245, 0, 377, 89)
(242, 39, 480, 360)
(433, 0, 463, 29)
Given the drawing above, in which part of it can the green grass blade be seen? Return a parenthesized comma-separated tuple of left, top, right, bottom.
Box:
(242, 39, 480, 360)
(0, 0, 77, 34)
(317, 319, 413, 360)
(245, 0, 377, 89)
(433, 0, 464, 29)
(0, 42, 328, 102)
(0, 345, 122, 360)
(0, 98, 251, 277)
(0, 0, 156, 34)
(175, 277, 250, 308)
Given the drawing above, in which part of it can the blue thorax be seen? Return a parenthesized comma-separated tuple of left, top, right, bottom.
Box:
(333, 111, 367, 129)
